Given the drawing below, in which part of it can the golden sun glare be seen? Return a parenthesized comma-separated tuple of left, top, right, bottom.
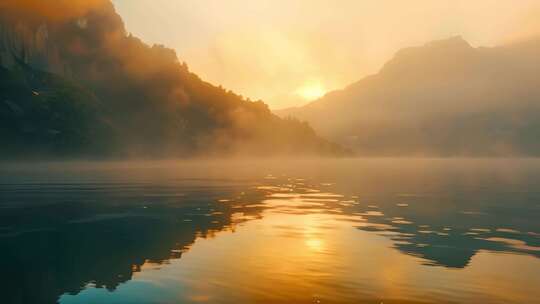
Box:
(305, 238, 325, 252)
(296, 81, 327, 101)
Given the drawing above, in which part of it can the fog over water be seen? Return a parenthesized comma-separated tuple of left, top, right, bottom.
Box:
(2, 1, 540, 303)
(1, 158, 539, 304)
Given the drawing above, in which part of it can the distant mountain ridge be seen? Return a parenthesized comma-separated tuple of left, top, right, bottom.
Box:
(0, 0, 346, 158)
(277, 36, 540, 156)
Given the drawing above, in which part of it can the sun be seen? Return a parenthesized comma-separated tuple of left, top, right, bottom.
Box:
(296, 81, 327, 101)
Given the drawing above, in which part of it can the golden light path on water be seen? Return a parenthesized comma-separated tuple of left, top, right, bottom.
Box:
(58, 173, 540, 304)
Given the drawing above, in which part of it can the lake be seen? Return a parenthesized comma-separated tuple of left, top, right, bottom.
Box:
(1, 159, 539, 304)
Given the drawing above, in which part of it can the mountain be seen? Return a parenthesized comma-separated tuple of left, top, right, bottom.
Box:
(0, 0, 345, 158)
(0, 61, 112, 157)
(277, 36, 540, 156)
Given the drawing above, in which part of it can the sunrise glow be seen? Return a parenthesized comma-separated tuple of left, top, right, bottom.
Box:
(296, 81, 327, 101)
(3, 1, 540, 303)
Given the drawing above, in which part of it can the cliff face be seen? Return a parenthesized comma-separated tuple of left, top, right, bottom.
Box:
(278, 36, 540, 156)
(0, 0, 114, 74)
(0, 0, 346, 158)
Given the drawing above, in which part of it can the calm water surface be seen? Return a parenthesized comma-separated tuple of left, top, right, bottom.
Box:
(1, 159, 539, 304)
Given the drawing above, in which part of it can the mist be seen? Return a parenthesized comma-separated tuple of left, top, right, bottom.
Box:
(113, 0, 540, 109)
(0, 0, 345, 159)
(279, 36, 540, 156)
(2, 3, 540, 303)
(2, 0, 540, 158)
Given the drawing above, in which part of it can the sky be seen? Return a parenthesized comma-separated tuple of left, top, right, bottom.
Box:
(112, 0, 540, 109)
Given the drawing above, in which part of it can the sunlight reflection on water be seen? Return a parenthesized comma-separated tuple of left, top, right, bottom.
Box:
(0, 159, 539, 304)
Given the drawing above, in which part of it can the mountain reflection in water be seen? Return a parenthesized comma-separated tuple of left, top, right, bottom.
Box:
(0, 159, 539, 304)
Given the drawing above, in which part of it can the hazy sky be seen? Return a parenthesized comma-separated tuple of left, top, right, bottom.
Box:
(112, 0, 540, 109)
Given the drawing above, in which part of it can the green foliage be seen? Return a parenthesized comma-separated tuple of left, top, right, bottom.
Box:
(0, 1, 347, 158)
(0, 63, 112, 158)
